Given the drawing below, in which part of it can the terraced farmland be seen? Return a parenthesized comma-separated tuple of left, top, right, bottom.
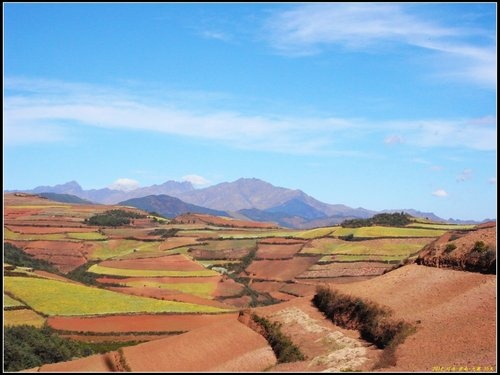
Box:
(4, 276, 228, 315)
(87, 264, 218, 278)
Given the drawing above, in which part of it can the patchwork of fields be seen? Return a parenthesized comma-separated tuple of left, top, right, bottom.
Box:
(4, 193, 486, 372)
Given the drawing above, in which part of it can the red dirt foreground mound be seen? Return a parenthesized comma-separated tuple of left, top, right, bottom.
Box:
(36, 319, 276, 372)
(416, 224, 496, 274)
(122, 320, 276, 371)
(331, 264, 496, 371)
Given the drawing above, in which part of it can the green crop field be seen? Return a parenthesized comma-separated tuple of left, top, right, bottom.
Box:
(4, 276, 228, 316)
(194, 239, 257, 251)
(88, 264, 219, 278)
(320, 254, 408, 262)
(4, 309, 46, 327)
(291, 227, 338, 239)
(3, 228, 68, 241)
(302, 238, 431, 256)
(406, 223, 476, 230)
(4, 294, 25, 308)
(332, 226, 446, 238)
(67, 232, 108, 240)
(120, 280, 216, 299)
(89, 240, 163, 260)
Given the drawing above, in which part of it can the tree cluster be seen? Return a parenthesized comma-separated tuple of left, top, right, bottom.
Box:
(84, 209, 145, 227)
(341, 212, 412, 228)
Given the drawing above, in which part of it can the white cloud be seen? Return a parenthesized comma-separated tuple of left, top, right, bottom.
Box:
(488, 177, 497, 184)
(432, 189, 448, 197)
(456, 168, 473, 182)
(182, 174, 212, 187)
(109, 178, 140, 192)
(265, 3, 496, 88)
(3, 78, 496, 154)
(200, 30, 231, 42)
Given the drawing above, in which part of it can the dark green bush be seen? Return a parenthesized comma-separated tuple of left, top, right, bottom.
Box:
(251, 314, 305, 363)
(4, 243, 61, 274)
(312, 286, 413, 350)
(444, 243, 457, 253)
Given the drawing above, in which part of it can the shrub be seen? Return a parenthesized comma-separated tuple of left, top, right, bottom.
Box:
(251, 314, 305, 363)
(4, 242, 61, 274)
(472, 241, 489, 253)
(4, 325, 95, 372)
(444, 243, 456, 253)
(312, 286, 414, 350)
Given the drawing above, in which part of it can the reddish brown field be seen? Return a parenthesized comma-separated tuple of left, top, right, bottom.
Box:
(121, 320, 276, 372)
(221, 296, 253, 308)
(5, 225, 94, 234)
(158, 237, 202, 250)
(48, 313, 238, 333)
(99, 254, 205, 271)
(268, 291, 296, 302)
(279, 282, 318, 297)
(60, 333, 175, 343)
(97, 275, 220, 285)
(297, 262, 393, 279)
(213, 277, 246, 298)
(255, 243, 304, 259)
(251, 281, 286, 293)
(20, 240, 90, 273)
(259, 237, 307, 245)
(189, 247, 250, 260)
(246, 256, 320, 281)
(36, 353, 113, 372)
(331, 264, 497, 371)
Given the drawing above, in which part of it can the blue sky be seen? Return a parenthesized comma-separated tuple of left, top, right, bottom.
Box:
(3, 3, 497, 221)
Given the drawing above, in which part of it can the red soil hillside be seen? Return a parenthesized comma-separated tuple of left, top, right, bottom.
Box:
(122, 319, 276, 371)
(416, 224, 496, 273)
(330, 264, 496, 371)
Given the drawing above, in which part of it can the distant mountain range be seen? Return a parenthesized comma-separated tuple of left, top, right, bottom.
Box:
(8, 178, 488, 228)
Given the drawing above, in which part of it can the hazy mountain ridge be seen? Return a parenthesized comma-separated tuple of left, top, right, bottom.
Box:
(8, 178, 487, 227)
(119, 195, 228, 219)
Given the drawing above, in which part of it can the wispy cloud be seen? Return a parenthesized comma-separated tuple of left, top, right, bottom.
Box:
(432, 189, 448, 197)
(265, 3, 496, 88)
(488, 177, 497, 185)
(4, 78, 496, 154)
(109, 178, 140, 191)
(456, 168, 473, 182)
(182, 174, 212, 187)
(200, 30, 232, 42)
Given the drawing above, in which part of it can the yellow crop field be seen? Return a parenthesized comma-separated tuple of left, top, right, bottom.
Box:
(333, 226, 446, 238)
(302, 237, 431, 256)
(4, 309, 46, 327)
(89, 240, 163, 260)
(406, 223, 475, 230)
(67, 232, 107, 240)
(4, 276, 228, 315)
(121, 280, 216, 299)
(88, 264, 219, 278)
(4, 294, 25, 308)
